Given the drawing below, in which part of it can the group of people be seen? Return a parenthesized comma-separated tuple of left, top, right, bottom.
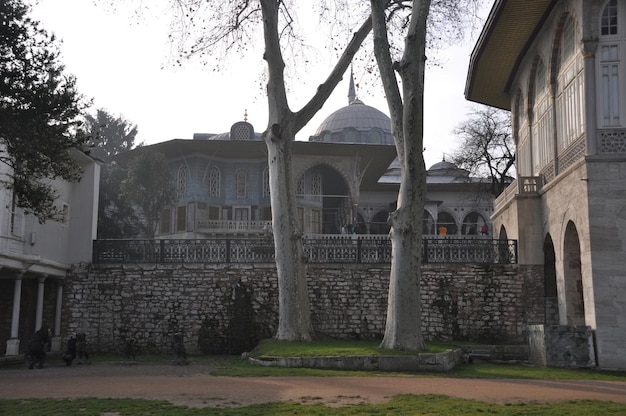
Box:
(61, 332, 90, 366)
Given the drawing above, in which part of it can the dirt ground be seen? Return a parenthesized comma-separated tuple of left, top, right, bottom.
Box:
(1, 358, 626, 408)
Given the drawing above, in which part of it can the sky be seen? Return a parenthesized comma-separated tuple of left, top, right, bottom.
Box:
(31, 0, 491, 169)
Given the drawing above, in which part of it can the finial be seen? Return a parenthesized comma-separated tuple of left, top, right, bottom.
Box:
(244, 109, 248, 122)
(348, 67, 356, 105)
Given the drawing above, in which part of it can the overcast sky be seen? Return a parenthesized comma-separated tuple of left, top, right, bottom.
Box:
(31, 1, 491, 169)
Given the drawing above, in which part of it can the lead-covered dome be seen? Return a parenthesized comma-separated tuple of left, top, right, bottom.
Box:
(309, 99, 393, 145)
(309, 73, 393, 145)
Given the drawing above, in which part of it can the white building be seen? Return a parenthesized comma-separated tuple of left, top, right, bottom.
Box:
(466, 0, 626, 369)
(0, 149, 100, 356)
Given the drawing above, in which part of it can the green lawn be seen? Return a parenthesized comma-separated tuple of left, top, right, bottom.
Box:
(1, 395, 625, 415)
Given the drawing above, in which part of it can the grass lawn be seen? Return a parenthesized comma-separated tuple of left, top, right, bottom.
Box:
(1, 395, 626, 415)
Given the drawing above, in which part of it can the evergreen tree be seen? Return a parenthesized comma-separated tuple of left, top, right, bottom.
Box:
(85, 109, 141, 238)
(0, 0, 89, 222)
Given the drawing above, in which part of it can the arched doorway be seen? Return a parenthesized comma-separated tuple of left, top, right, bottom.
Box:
(543, 234, 559, 324)
(298, 164, 351, 234)
(563, 221, 585, 326)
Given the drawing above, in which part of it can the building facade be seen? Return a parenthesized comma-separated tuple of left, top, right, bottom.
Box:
(466, 0, 626, 369)
(1, 150, 100, 356)
(140, 80, 495, 240)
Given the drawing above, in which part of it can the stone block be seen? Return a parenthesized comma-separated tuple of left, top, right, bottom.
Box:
(528, 324, 595, 368)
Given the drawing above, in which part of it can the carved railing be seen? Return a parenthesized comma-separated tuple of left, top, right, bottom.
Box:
(195, 219, 272, 233)
(93, 236, 517, 265)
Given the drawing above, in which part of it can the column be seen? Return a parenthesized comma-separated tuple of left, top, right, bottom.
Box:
(582, 38, 598, 155)
(35, 274, 47, 331)
(6, 271, 24, 356)
(51, 280, 64, 352)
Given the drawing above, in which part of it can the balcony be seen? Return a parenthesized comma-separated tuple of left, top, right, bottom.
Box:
(93, 235, 518, 265)
(494, 176, 541, 213)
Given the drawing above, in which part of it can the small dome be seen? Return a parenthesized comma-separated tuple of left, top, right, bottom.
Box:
(428, 160, 458, 171)
(427, 159, 470, 179)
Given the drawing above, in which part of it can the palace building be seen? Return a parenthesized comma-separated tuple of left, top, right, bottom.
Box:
(466, 0, 626, 369)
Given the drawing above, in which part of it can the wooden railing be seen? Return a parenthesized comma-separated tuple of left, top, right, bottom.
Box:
(93, 235, 518, 265)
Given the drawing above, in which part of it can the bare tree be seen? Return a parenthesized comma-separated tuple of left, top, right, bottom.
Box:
(370, 0, 480, 351)
(161, 1, 373, 341)
(451, 106, 515, 196)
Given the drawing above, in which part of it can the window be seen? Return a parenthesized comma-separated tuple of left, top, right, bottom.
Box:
(297, 207, 304, 231)
(600, 45, 621, 126)
(235, 168, 248, 199)
(297, 175, 305, 197)
(177, 165, 187, 199)
(176, 206, 187, 232)
(312, 172, 322, 201)
(601, 0, 618, 36)
(234, 207, 249, 221)
(532, 58, 553, 173)
(263, 167, 270, 198)
(515, 92, 531, 176)
(160, 208, 171, 234)
(208, 166, 220, 198)
(312, 209, 321, 234)
(599, 0, 622, 127)
(556, 15, 584, 152)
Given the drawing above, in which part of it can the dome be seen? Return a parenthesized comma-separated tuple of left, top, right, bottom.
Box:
(315, 100, 391, 134)
(428, 160, 458, 171)
(427, 159, 470, 180)
(309, 100, 393, 145)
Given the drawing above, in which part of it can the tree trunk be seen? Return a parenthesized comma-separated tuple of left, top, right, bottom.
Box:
(259, 0, 372, 341)
(372, 0, 430, 351)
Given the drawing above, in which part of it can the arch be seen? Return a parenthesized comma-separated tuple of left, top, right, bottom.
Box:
(436, 211, 457, 235)
(461, 211, 488, 235)
(298, 163, 351, 234)
(498, 224, 508, 240)
(370, 210, 390, 235)
(294, 160, 357, 203)
(600, 0, 618, 37)
(543, 233, 559, 324)
(551, 12, 585, 153)
(563, 221, 585, 326)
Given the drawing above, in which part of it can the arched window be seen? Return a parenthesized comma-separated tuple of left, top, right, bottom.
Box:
(177, 164, 187, 199)
(601, 0, 618, 36)
(262, 167, 270, 198)
(296, 175, 305, 197)
(235, 168, 248, 199)
(312, 172, 322, 201)
(532, 58, 553, 173)
(208, 166, 220, 198)
(556, 15, 584, 151)
(515, 91, 531, 176)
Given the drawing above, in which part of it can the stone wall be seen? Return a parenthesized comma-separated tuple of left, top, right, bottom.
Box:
(62, 262, 544, 355)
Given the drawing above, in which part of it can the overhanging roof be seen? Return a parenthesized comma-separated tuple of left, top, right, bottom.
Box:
(465, 0, 557, 110)
(116, 139, 398, 188)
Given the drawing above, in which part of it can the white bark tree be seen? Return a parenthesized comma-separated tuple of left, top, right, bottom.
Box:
(370, 0, 479, 351)
(164, 0, 373, 340)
